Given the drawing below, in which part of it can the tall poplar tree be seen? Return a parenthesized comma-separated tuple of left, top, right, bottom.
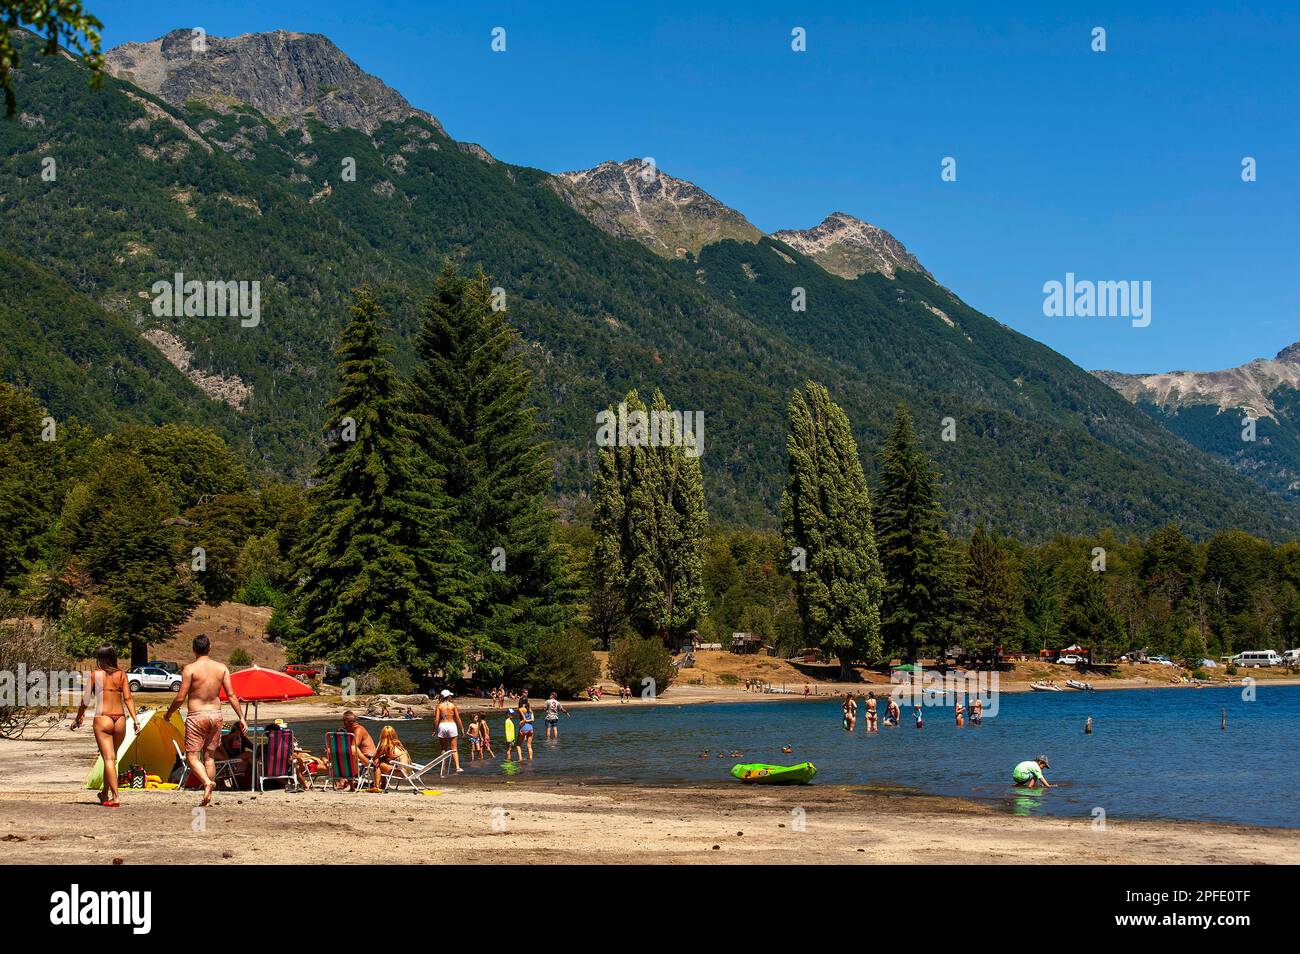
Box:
(406, 263, 574, 679)
(780, 382, 883, 678)
(876, 404, 957, 662)
(591, 389, 707, 646)
(290, 286, 470, 672)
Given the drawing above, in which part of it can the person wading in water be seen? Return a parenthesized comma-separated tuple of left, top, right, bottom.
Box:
(434, 690, 465, 773)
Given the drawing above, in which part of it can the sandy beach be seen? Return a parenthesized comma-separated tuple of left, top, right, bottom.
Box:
(3, 707, 1297, 865)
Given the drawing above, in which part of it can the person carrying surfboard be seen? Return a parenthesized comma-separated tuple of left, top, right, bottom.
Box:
(1011, 755, 1051, 789)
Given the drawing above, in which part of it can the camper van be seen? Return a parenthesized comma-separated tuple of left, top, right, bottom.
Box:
(1231, 650, 1282, 668)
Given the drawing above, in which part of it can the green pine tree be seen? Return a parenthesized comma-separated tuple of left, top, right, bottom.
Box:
(406, 263, 575, 680)
(289, 286, 470, 673)
(876, 404, 957, 662)
(963, 525, 1019, 655)
(780, 383, 884, 677)
(1059, 560, 1124, 655)
(592, 389, 707, 646)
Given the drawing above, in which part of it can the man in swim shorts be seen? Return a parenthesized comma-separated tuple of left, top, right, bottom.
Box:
(434, 689, 464, 773)
(1011, 755, 1051, 789)
(165, 635, 247, 805)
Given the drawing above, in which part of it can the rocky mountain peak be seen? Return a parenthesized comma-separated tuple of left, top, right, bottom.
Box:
(772, 212, 929, 280)
(1094, 343, 1300, 423)
(554, 158, 762, 257)
(1276, 341, 1300, 364)
(105, 29, 440, 135)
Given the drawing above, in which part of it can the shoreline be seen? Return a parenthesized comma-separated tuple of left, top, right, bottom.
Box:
(2, 777, 1294, 865)
(4, 680, 1296, 843)
(8, 672, 1295, 729)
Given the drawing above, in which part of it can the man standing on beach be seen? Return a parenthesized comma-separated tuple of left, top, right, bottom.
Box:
(164, 635, 247, 806)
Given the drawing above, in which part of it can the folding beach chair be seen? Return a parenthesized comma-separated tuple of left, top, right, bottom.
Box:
(323, 730, 374, 792)
(381, 750, 455, 792)
(258, 725, 299, 792)
(170, 739, 245, 790)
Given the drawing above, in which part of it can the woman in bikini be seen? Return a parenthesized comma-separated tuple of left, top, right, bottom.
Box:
(517, 697, 535, 760)
(369, 725, 411, 791)
(72, 646, 140, 807)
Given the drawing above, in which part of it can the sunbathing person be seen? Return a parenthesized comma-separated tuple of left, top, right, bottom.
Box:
(217, 725, 255, 789)
(341, 710, 377, 789)
(370, 725, 411, 792)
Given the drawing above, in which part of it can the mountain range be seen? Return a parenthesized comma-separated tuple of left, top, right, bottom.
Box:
(1, 28, 1296, 539)
(1094, 344, 1300, 500)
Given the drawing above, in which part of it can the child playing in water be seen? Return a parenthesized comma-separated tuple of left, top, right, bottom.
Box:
(467, 713, 483, 761)
(479, 714, 495, 758)
(504, 709, 521, 762)
(914, 705, 923, 729)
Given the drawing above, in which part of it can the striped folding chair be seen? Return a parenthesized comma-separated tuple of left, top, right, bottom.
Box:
(258, 726, 298, 792)
(323, 730, 374, 792)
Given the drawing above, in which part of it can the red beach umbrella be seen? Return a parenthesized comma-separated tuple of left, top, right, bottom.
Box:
(222, 665, 315, 702)
(220, 666, 315, 790)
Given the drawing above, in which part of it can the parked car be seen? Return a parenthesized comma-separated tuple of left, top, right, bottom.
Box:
(128, 666, 182, 692)
(1056, 654, 1084, 665)
(1281, 649, 1300, 667)
(283, 664, 321, 679)
(1148, 655, 1175, 666)
(1231, 650, 1282, 668)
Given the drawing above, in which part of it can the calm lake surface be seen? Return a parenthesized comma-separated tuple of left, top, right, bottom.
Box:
(288, 683, 1300, 828)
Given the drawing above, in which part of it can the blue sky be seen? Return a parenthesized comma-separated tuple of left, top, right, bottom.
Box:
(95, 1, 1299, 373)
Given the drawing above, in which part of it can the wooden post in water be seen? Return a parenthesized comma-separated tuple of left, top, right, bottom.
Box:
(1221, 706, 1226, 731)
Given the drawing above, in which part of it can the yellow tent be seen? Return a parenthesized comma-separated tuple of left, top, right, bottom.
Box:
(84, 709, 186, 790)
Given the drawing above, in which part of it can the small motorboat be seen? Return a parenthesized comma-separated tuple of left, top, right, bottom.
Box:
(1066, 679, 1094, 691)
(1029, 682, 1063, 692)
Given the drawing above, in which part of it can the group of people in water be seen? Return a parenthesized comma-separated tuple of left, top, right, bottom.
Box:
(839, 690, 986, 732)
(837, 690, 1051, 790)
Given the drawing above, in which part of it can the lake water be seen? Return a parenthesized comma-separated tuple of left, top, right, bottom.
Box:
(286, 683, 1300, 828)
